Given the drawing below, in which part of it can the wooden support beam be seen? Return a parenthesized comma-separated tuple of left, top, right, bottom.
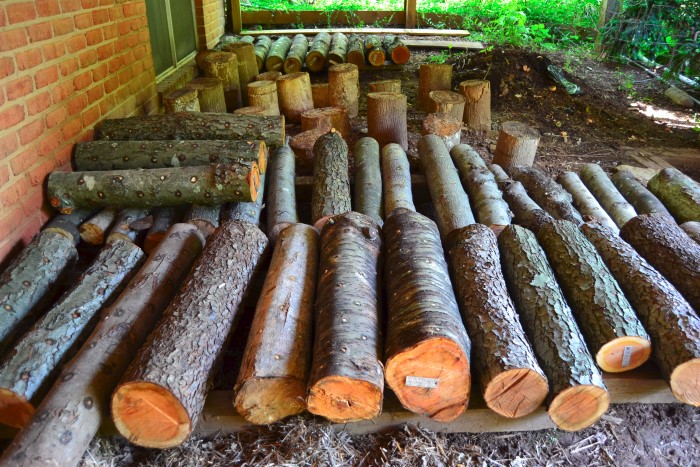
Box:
(404, 0, 416, 29)
(231, 0, 242, 34)
(240, 27, 471, 37)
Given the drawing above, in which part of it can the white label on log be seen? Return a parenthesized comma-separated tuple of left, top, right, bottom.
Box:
(405, 376, 439, 388)
(621, 346, 633, 368)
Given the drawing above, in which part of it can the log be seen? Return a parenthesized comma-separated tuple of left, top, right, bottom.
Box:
(428, 90, 466, 122)
(79, 208, 117, 245)
(353, 137, 383, 226)
(382, 34, 410, 64)
(421, 112, 462, 151)
(221, 173, 266, 229)
(234, 224, 319, 424)
(233, 106, 266, 116)
(194, 50, 216, 71)
(580, 163, 637, 228)
(185, 78, 227, 113)
(163, 88, 200, 113)
(48, 163, 260, 212)
(328, 63, 359, 118)
(0, 239, 144, 428)
(346, 34, 365, 67)
(364, 36, 385, 66)
(96, 113, 285, 148)
(305, 32, 332, 72)
(418, 64, 452, 112)
(107, 208, 148, 243)
(290, 126, 331, 174)
(307, 212, 383, 422)
(184, 204, 220, 239)
(283, 34, 309, 74)
(492, 122, 540, 169)
(459, 79, 491, 130)
(681, 221, 700, 244)
(491, 166, 553, 234)
(368, 79, 401, 93)
(247, 80, 280, 116)
(253, 35, 272, 71)
(537, 220, 651, 372)
(0, 224, 203, 466)
(327, 32, 348, 65)
(42, 209, 97, 246)
(498, 225, 609, 431)
(276, 72, 314, 124)
(489, 163, 509, 184)
(418, 134, 475, 243)
(111, 220, 269, 448)
(311, 83, 329, 108)
(75, 140, 268, 174)
(367, 92, 408, 150)
(582, 222, 700, 406)
(647, 167, 700, 223)
(264, 36, 292, 72)
(451, 144, 511, 232)
(221, 42, 258, 106)
(509, 166, 584, 225)
(144, 207, 179, 254)
(301, 107, 351, 139)
(447, 224, 547, 418)
(557, 171, 618, 233)
(266, 144, 299, 244)
(611, 169, 671, 217)
(384, 210, 471, 421)
(255, 71, 282, 81)
(381, 143, 415, 217)
(620, 213, 700, 311)
(311, 130, 351, 230)
(201, 52, 242, 111)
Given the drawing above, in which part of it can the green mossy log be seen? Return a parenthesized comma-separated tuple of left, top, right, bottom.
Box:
(647, 167, 700, 223)
(265, 36, 293, 72)
(611, 170, 671, 217)
(283, 34, 309, 74)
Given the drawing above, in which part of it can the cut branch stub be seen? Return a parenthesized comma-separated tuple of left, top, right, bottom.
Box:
(492, 122, 540, 169)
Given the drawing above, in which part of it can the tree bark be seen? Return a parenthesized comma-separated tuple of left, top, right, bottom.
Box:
(328, 32, 348, 65)
(579, 163, 637, 228)
(184, 204, 221, 239)
(346, 34, 365, 67)
(492, 168, 553, 234)
(311, 130, 351, 230)
(421, 112, 462, 151)
(185, 77, 226, 113)
(307, 212, 383, 423)
(201, 52, 241, 111)
(144, 207, 179, 254)
(267, 144, 299, 244)
(283, 34, 309, 74)
(582, 221, 700, 406)
(305, 32, 332, 72)
(611, 169, 671, 217)
(418, 135, 475, 244)
(492, 122, 540, 169)
(112, 220, 269, 448)
(328, 63, 359, 118)
(418, 64, 452, 112)
(620, 213, 700, 311)
(459, 79, 491, 130)
(451, 144, 511, 232)
(253, 35, 272, 71)
(233, 106, 266, 116)
(489, 163, 509, 184)
(79, 208, 117, 245)
(221, 173, 266, 229)
(558, 171, 618, 233)
(509, 166, 584, 225)
(265, 36, 292, 72)
(247, 80, 280, 116)
(384, 210, 471, 422)
(256, 70, 282, 82)
(647, 167, 700, 223)
(364, 36, 386, 66)
(367, 92, 408, 150)
(681, 221, 700, 244)
(311, 83, 329, 108)
(276, 72, 314, 124)
(234, 224, 319, 424)
(381, 143, 415, 217)
(96, 113, 285, 148)
(369, 79, 401, 93)
(498, 225, 609, 431)
(48, 163, 260, 212)
(353, 137, 383, 226)
(0, 239, 144, 428)
(107, 208, 148, 243)
(221, 42, 258, 106)
(163, 88, 200, 113)
(0, 224, 203, 467)
(537, 220, 651, 372)
(448, 224, 547, 418)
(428, 90, 466, 122)
(382, 35, 410, 64)
(301, 106, 351, 139)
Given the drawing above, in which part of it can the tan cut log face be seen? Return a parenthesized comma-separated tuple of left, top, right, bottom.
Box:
(548, 385, 610, 432)
(483, 369, 549, 418)
(235, 377, 307, 424)
(671, 360, 700, 406)
(596, 336, 652, 373)
(0, 389, 32, 428)
(307, 376, 383, 423)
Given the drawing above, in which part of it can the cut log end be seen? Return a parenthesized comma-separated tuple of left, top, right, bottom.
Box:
(79, 223, 105, 245)
(670, 359, 700, 406)
(483, 368, 549, 419)
(307, 376, 383, 423)
(313, 215, 332, 233)
(0, 388, 34, 429)
(267, 221, 293, 244)
(595, 336, 651, 373)
(234, 377, 307, 425)
(112, 381, 191, 449)
(548, 385, 610, 431)
(385, 338, 470, 423)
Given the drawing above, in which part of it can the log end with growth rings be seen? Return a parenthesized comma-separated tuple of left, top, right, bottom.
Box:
(483, 368, 549, 419)
(234, 377, 307, 424)
(0, 388, 34, 429)
(548, 385, 610, 431)
(595, 336, 651, 373)
(670, 359, 700, 406)
(306, 375, 383, 423)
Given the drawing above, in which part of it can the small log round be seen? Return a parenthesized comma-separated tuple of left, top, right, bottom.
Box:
(253, 35, 272, 71)
(346, 34, 365, 67)
(311, 83, 329, 108)
(328, 63, 359, 118)
(418, 64, 452, 112)
(276, 72, 314, 124)
(233, 106, 266, 116)
(265, 36, 293, 72)
(255, 71, 282, 81)
(422, 112, 462, 151)
(201, 51, 241, 111)
(369, 79, 401, 93)
(382, 35, 410, 64)
(163, 88, 200, 113)
(364, 36, 385, 66)
(221, 42, 258, 106)
(367, 92, 408, 150)
(327, 32, 348, 65)
(459, 79, 491, 130)
(428, 90, 466, 122)
(247, 80, 280, 116)
(290, 126, 331, 174)
(186, 78, 226, 113)
(305, 32, 332, 72)
(492, 121, 541, 170)
(301, 107, 350, 139)
(283, 34, 309, 74)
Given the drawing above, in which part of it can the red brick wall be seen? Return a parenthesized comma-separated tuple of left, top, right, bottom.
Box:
(195, 0, 225, 50)
(0, 0, 160, 264)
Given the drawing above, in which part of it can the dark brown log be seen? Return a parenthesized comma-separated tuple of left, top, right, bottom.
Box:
(681, 221, 700, 244)
(327, 32, 348, 65)
(328, 63, 359, 118)
(647, 167, 700, 223)
(382, 34, 410, 64)
(367, 92, 408, 150)
(459, 79, 491, 131)
(384, 210, 471, 421)
(221, 42, 258, 106)
(498, 225, 609, 431)
(185, 78, 227, 113)
(558, 171, 618, 233)
(107, 208, 148, 243)
(428, 90, 466, 122)
(381, 143, 415, 217)
(580, 163, 637, 228)
(48, 163, 260, 212)
(201, 51, 242, 111)
(353, 137, 383, 226)
(492, 122, 541, 169)
(253, 35, 272, 71)
(611, 169, 672, 217)
(448, 224, 547, 418)
(346, 34, 365, 67)
(234, 224, 319, 423)
(163, 88, 200, 113)
(301, 106, 351, 139)
(311, 83, 329, 108)
(421, 112, 462, 151)
(184, 204, 221, 239)
(582, 221, 700, 406)
(418, 64, 452, 112)
(266, 144, 299, 244)
(221, 173, 266, 229)
(265, 36, 292, 72)
(96, 113, 285, 148)
(368, 79, 401, 93)
(112, 220, 269, 448)
(305, 32, 332, 72)
(364, 36, 385, 66)
(276, 72, 314, 124)
(43, 209, 97, 246)
(509, 166, 584, 225)
(620, 213, 700, 310)
(0, 239, 144, 428)
(283, 34, 309, 74)
(307, 212, 383, 422)
(418, 135, 475, 243)
(79, 208, 117, 245)
(537, 220, 651, 372)
(290, 126, 331, 175)
(255, 71, 282, 81)
(311, 130, 351, 231)
(144, 207, 179, 254)
(247, 80, 280, 116)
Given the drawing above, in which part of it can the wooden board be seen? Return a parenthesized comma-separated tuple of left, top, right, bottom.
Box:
(241, 27, 472, 37)
(622, 146, 700, 171)
(403, 39, 484, 51)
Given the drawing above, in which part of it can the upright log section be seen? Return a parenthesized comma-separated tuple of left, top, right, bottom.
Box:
(306, 32, 332, 72)
(428, 90, 466, 122)
(290, 126, 331, 174)
(79, 208, 117, 244)
(247, 80, 280, 116)
(353, 137, 383, 226)
(384, 210, 471, 422)
(537, 220, 651, 372)
(364, 36, 386, 66)
(611, 169, 671, 217)
(253, 35, 272, 71)
(186, 78, 226, 113)
(620, 213, 700, 311)
(492, 122, 540, 169)
(382, 35, 410, 64)
(234, 224, 319, 424)
(144, 207, 179, 253)
(283, 34, 309, 74)
(369, 79, 401, 93)
(422, 112, 462, 151)
(311, 130, 351, 231)
(201, 52, 241, 111)
(267, 143, 299, 244)
(276, 72, 314, 124)
(367, 92, 408, 150)
(0, 224, 203, 466)
(579, 163, 637, 228)
(557, 171, 618, 233)
(346, 34, 366, 67)
(301, 107, 351, 139)
(448, 224, 547, 418)
(328, 32, 348, 65)
(328, 63, 359, 118)
(418, 64, 452, 112)
(112, 221, 269, 448)
(221, 42, 258, 106)
(233, 106, 266, 116)
(311, 83, 329, 108)
(163, 88, 200, 113)
(265, 36, 292, 72)
(459, 80, 491, 131)
(307, 212, 384, 423)
(647, 167, 700, 223)
(382, 144, 415, 217)
(509, 166, 584, 225)
(499, 225, 609, 431)
(0, 239, 144, 428)
(582, 222, 700, 406)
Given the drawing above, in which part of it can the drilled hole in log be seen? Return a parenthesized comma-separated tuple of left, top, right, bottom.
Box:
(596, 336, 651, 373)
(0, 388, 34, 428)
(548, 384, 610, 431)
(483, 368, 548, 418)
(670, 359, 700, 406)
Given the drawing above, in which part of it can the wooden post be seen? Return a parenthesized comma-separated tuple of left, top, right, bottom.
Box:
(595, 0, 622, 52)
(405, 0, 417, 28)
(231, 0, 242, 34)
(276, 72, 314, 124)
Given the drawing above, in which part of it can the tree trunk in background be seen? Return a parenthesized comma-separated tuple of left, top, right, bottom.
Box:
(291, 126, 331, 174)
(647, 167, 700, 223)
(418, 64, 452, 111)
(381, 144, 415, 217)
(43, 209, 96, 246)
(364, 36, 386, 66)
(353, 137, 383, 226)
(492, 168, 553, 234)
(221, 173, 267, 230)
(311, 131, 351, 231)
(184, 204, 221, 240)
(579, 163, 637, 228)
(492, 122, 540, 169)
(367, 92, 408, 150)
(558, 171, 618, 233)
(256, 71, 282, 81)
